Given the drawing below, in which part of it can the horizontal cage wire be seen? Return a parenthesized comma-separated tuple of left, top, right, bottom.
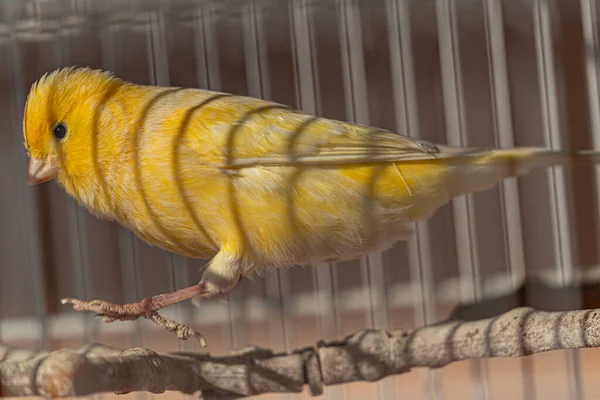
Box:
(1, 0, 600, 399)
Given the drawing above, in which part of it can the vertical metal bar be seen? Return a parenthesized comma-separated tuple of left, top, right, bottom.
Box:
(534, 0, 582, 397)
(54, 10, 99, 348)
(532, 0, 581, 398)
(7, 6, 49, 352)
(146, 10, 193, 362)
(100, 12, 146, 355)
(581, 0, 600, 259)
(532, 0, 574, 282)
(194, 2, 244, 351)
(241, 0, 293, 357)
(337, 0, 369, 124)
(337, 0, 393, 398)
(385, 0, 442, 398)
(242, 1, 271, 100)
(118, 231, 146, 341)
(434, 0, 489, 398)
(290, 1, 341, 399)
(147, 11, 171, 88)
(101, 7, 148, 400)
(57, 17, 105, 396)
(194, 5, 221, 93)
(482, 0, 532, 398)
(67, 197, 95, 343)
(483, 0, 526, 287)
(290, 0, 320, 117)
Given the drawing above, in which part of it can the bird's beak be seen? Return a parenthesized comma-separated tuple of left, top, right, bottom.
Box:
(27, 157, 58, 186)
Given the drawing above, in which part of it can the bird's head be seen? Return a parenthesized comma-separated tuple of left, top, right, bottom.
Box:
(23, 66, 122, 186)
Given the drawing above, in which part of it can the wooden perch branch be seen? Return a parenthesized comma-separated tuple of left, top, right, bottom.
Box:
(2, 306, 600, 399)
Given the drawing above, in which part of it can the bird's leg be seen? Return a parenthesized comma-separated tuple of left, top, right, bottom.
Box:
(61, 283, 215, 345)
(62, 284, 211, 316)
(61, 250, 243, 345)
(198, 250, 243, 296)
(191, 275, 244, 308)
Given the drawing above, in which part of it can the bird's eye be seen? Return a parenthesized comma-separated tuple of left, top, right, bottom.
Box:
(53, 122, 67, 140)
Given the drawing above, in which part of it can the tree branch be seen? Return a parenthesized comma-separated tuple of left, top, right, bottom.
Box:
(2, 306, 600, 398)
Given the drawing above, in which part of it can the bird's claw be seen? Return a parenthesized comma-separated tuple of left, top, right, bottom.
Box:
(150, 313, 208, 347)
(60, 296, 208, 346)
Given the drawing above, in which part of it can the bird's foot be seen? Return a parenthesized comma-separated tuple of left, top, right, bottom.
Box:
(61, 297, 151, 321)
(61, 283, 212, 346)
(148, 312, 208, 346)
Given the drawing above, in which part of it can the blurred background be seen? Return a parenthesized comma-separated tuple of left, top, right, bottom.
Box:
(2, 0, 600, 398)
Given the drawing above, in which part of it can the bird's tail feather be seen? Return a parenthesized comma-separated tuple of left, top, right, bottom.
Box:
(439, 146, 600, 198)
(440, 146, 600, 172)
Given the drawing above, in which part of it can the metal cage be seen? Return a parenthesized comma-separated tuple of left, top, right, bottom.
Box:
(1, 0, 600, 398)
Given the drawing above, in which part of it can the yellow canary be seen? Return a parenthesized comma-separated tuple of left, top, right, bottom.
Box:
(22, 66, 599, 343)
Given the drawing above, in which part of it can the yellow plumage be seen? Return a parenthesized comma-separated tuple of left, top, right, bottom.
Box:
(22, 66, 600, 342)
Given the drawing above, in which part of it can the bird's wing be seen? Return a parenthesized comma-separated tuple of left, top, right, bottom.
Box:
(189, 102, 458, 168)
